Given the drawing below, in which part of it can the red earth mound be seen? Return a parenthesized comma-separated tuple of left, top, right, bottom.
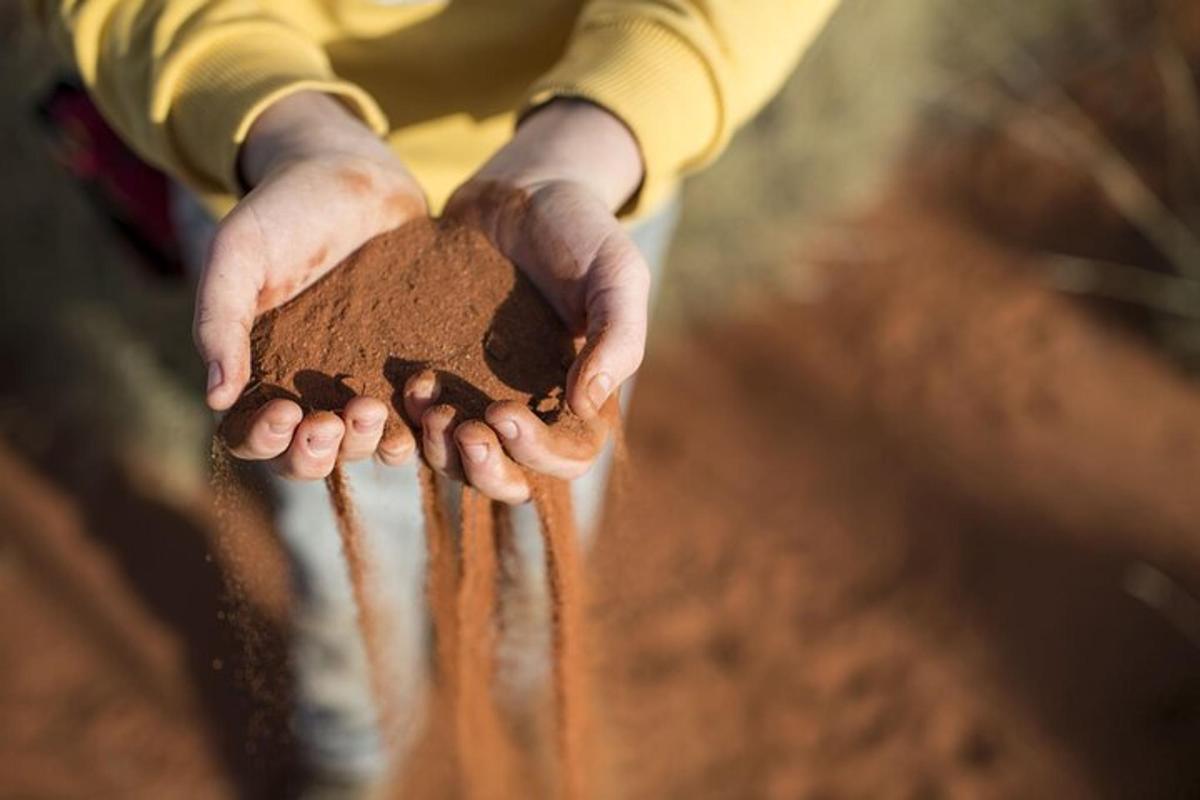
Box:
(221, 217, 578, 447)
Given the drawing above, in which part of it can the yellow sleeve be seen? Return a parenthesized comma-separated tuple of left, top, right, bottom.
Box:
(526, 0, 842, 213)
(30, 0, 388, 195)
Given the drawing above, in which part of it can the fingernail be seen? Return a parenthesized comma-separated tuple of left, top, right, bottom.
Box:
(410, 373, 440, 401)
(494, 420, 519, 440)
(206, 362, 223, 393)
(353, 416, 384, 434)
(462, 442, 488, 464)
(381, 437, 413, 456)
(308, 434, 336, 455)
(587, 372, 612, 411)
(268, 419, 293, 435)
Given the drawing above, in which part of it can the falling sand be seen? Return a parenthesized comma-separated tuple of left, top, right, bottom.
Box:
(214, 218, 596, 798)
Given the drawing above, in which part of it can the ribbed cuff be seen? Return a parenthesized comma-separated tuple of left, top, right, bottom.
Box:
(164, 27, 389, 194)
(526, 18, 722, 216)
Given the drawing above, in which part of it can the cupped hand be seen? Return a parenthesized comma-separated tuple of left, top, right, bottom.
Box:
(199, 91, 425, 478)
(436, 99, 649, 503)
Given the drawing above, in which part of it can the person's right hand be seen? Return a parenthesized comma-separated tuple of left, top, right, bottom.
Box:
(197, 90, 425, 479)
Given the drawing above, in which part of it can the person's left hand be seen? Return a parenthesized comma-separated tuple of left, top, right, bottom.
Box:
(408, 99, 650, 504)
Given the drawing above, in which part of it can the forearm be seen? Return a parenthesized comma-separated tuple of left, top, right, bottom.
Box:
(526, 0, 842, 212)
(238, 90, 394, 189)
(34, 0, 387, 194)
(473, 99, 644, 213)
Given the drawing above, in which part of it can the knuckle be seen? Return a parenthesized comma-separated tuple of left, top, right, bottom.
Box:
(339, 447, 367, 462)
(500, 479, 532, 505)
(243, 436, 280, 460)
(560, 461, 590, 481)
(615, 259, 652, 301)
(191, 310, 216, 351)
(621, 249, 651, 282)
(305, 461, 334, 481)
(192, 307, 254, 362)
(207, 215, 258, 264)
(379, 448, 411, 466)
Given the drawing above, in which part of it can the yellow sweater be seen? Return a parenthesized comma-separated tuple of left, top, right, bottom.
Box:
(33, 0, 840, 217)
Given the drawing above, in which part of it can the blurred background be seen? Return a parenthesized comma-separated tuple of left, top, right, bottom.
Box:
(4, 0, 1200, 797)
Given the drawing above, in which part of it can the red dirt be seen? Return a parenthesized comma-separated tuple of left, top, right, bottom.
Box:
(7, 11, 1200, 795)
(0, 443, 296, 798)
(220, 216, 580, 447)
(421, 463, 460, 704)
(6, 227, 1200, 796)
(532, 477, 593, 800)
(455, 485, 519, 798)
(586, 204, 1200, 800)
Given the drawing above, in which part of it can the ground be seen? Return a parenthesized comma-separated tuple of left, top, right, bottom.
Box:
(3, 1, 1200, 798)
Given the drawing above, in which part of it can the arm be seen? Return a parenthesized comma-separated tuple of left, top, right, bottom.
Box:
(29, 0, 387, 194)
(527, 0, 842, 213)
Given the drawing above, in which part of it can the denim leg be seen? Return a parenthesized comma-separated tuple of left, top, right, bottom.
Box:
(271, 458, 430, 779)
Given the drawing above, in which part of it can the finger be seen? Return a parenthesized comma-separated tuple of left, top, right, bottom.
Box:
(339, 396, 388, 462)
(377, 425, 417, 467)
(567, 233, 651, 419)
(274, 411, 344, 480)
(403, 369, 440, 427)
(420, 404, 464, 480)
(485, 401, 606, 480)
(455, 421, 531, 505)
(193, 218, 264, 411)
(228, 399, 304, 460)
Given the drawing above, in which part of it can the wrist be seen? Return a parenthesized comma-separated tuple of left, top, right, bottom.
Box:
(494, 99, 645, 211)
(238, 90, 386, 189)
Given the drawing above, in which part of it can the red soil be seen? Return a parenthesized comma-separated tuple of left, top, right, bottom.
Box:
(5, 203, 1200, 795)
(532, 477, 593, 800)
(6, 10, 1200, 795)
(220, 217, 579, 447)
(587, 205, 1200, 800)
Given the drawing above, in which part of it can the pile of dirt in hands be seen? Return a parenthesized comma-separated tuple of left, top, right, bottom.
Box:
(221, 217, 579, 445)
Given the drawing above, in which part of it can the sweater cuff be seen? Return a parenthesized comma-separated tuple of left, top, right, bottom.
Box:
(526, 18, 721, 216)
(164, 29, 389, 194)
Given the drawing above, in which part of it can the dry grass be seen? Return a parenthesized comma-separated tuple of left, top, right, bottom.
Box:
(661, 0, 1122, 322)
(666, 0, 1200, 368)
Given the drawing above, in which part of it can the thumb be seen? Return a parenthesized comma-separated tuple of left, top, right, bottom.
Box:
(568, 233, 651, 419)
(193, 227, 262, 411)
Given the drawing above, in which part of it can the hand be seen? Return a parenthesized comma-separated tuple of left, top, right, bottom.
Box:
(198, 91, 426, 479)
(427, 99, 650, 503)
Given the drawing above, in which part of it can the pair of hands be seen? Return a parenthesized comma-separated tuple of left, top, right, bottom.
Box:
(197, 92, 650, 504)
